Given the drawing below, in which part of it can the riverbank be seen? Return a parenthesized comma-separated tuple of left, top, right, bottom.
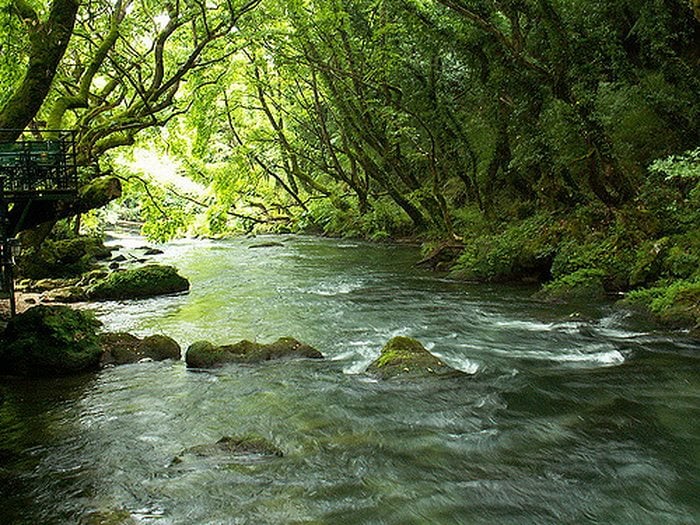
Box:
(0, 292, 43, 322)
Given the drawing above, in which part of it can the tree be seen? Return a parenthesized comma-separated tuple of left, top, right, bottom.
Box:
(0, 0, 79, 142)
(47, 0, 262, 167)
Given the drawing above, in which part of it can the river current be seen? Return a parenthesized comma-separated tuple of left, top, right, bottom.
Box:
(1, 234, 698, 524)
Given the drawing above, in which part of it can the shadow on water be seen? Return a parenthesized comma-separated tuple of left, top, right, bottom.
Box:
(0, 374, 97, 524)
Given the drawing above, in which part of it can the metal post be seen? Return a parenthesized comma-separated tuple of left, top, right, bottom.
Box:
(6, 259, 16, 318)
(0, 176, 15, 317)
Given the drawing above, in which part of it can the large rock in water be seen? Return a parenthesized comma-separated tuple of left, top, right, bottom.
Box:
(186, 337, 322, 368)
(0, 305, 102, 376)
(99, 332, 181, 366)
(366, 336, 461, 379)
(86, 264, 189, 300)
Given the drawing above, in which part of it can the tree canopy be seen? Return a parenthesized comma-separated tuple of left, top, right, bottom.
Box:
(0, 0, 698, 240)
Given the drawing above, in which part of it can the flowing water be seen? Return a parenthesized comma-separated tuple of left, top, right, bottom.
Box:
(1, 234, 698, 524)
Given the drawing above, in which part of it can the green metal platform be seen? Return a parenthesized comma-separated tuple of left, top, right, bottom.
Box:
(0, 130, 78, 199)
(0, 129, 79, 315)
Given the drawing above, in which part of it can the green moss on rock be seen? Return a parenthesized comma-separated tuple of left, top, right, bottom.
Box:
(86, 265, 189, 300)
(17, 236, 113, 279)
(0, 305, 102, 376)
(139, 334, 181, 361)
(29, 277, 80, 292)
(42, 285, 88, 303)
(185, 337, 322, 368)
(99, 332, 141, 365)
(99, 332, 181, 366)
(366, 336, 460, 379)
(82, 508, 136, 525)
(185, 340, 232, 368)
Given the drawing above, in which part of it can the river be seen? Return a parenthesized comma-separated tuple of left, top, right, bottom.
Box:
(0, 234, 698, 524)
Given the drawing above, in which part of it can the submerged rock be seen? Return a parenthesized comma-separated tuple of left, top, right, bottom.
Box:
(185, 337, 322, 368)
(366, 336, 461, 379)
(99, 332, 181, 366)
(249, 242, 284, 248)
(0, 305, 102, 376)
(691, 325, 700, 339)
(86, 264, 189, 300)
(82, 508, 136, 525)
(171, 435, 283, 466)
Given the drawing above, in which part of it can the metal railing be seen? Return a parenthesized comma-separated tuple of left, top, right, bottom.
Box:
(0, 129, 80, 315)
(0, 129, 78, 196)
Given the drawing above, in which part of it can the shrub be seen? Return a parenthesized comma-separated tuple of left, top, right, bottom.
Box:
(534, 269, 607, 303)
(623, 279, 700, 329)
(0, 306, 102, 376)
(450, 213, 561, 282)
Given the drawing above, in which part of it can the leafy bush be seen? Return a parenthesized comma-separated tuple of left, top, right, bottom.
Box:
(299, 196, 412, 240)
(624, 279, 700, 329)
(534, 269, 607, 303)
(450, 213, 561, 282)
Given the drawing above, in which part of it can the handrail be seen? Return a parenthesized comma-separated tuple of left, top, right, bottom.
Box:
(0, 129, 78, 195)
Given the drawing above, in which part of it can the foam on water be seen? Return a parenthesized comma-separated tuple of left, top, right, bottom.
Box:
(489, 343, 626, 367)
(310, 279, 367, 296)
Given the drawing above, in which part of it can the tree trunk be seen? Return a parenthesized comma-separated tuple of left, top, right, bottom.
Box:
(0, 0, 79, 142)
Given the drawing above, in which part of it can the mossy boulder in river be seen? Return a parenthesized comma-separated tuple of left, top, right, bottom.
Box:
(42, 285, 88, 303)
(622, 279, 700, 337)
(0, 305, 102, 376)
(99, 332, 181, 366)
(86, 264, 189, 300)
(82, 508, 136, 525)
(185, 337, 322, 368)
(366, 336, 461, 379)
